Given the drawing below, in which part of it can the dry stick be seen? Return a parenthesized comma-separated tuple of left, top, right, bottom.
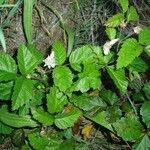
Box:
(90, 0, 97, 43)
(126, 92, 138, 116)
(41, 0, 67, 45)
(35, 5, 51, 37)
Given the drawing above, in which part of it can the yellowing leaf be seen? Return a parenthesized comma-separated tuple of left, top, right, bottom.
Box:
(82, 124, 93, 139)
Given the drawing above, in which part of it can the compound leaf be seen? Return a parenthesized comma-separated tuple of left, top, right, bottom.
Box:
(127, 6, 139, 22)
(113, 115, 142, 141)
(140, 101, 150, 128)
(0, 53, 17, 82)
(31, 108, 54, 126)
(55, 109, 80, 129)
(53, 66, 73, 92)
(119, 0, 129, 13)
(117, 38, 143, 69)
(139, 28, 150, 45)
(0, 109, 37, 128)
(12, 77, 33, 110)
(105, 13, 124, 27)
(0, 81, 14, 100)
(47, 86, 67, 114)
(18, 44, 43, 75)
(107, 66, 128, 93)
(69, 45, 95, 72)
(52, 40, 66, 65)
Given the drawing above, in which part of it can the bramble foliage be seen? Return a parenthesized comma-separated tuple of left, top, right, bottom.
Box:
(0, 0, 150, 149)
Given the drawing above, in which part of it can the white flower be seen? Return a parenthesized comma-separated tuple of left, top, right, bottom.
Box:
(133, 26, 142, 34)
(103, 38, 119, 55)
(43, 51, 56, 69)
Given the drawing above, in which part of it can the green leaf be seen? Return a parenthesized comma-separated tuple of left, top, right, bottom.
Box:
(53, 66, 73, 92)
(0, 122, 13, 134)
(139, 28, 150, 45)
(18, 44, 43, 75)
(55, 109, 80, 129)
(28, 132, 57, 150)
(105, 13, 124, 27)
(0, 109, 37, 128)
(140, 101, 150, 128)
(107, 66, 128, 93)
(0, 81, 14, 100)
(0, 27, 6, 52)
(63, 24, 75, 57)
(70, 94, 106, 111)
(85, 111, 113, 131)
(105, 28, 116, 40)
(127, 6, 139, 22)
(52, 40, 66, 65)
(69, 45, 95, 72)
(119, 0, 129, 13)
(129, 57, 149, 73)
(135, 134, 150, 150)
(23, 0, 34, 43)
(100, 90, 118, 105)
(73, 62, 101, 93)
(0, 0, 4, 5)
(145, 45, 150, 56)
(31, 108, 54, 126)
(47, 86, 67, 114)
(143, 81, 150, 99)
(117, 38, 143, 69)
(0, 53, 17, 82)
(12, 77, 33, 110)
(106, 106, 122, 123)
(113, 115, 142, 141)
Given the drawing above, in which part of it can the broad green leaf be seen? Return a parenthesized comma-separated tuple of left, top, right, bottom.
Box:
(145, 45, 150, 56)
(47, 86, 67, 114)
(143, 81, 150, 99)
(63, 24, 75, 56)
(135, 134, 150, 150)
(105, 28, 116, 40)
(0, 122, 13, 134)
(18, 44, 43, 75)
(0, 81, 14, 100)
(0, 27, 6, 52)
(85, 111, 113, 131)
(73, 62, 101, 93)
(107, 66, 128, 93)
(117, 38, 143, 69)
(69, 45, 95, 72)
(0, 109, 37, 128)
(31, 108, 54, 126)
(0, 0, 4, 5)
(127, 6, 139, 22)
(55, 109, 80, 129)
(119, 0, 129, 13)
(129, 57, 149, 73)
(139, 28, 150, 45)
(23, 0, 34, 43)
(100, 90, 118, 105)
(53, 66, 73, 92)
(70, 94, 106, 111)
(28, 133, 53, 150)
(113, 115, 142, 141)
(140, 101, 150, 128)
(12, 77, 33, 110)
(52, 40, 66, 65)
(105, 13, 124, 27)
(106, 106, 122, 123)
(0, 53, 17, 81)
